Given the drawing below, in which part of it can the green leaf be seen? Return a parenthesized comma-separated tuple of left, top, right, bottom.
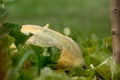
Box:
(15, 67, 38, 80)
(0, 33, 14, 49)
(2, 23, 32, 47)
(84, 52, 108, 67)
(26, 45, 61, 75)
(34, 67, 70, 80)
(111, 61, 120, 80)
(11, 50, 34, 80)
(95, 57, 120, 80)
(2, 23, 21, 32)
(113, 64, 120, 80)
(81, 35, 111, 68)
(82, 34, 99, 56)
(27, 44, 44, 55)
(103, 36, 112, 53)
(48, 46, 61, 63)
(74, 67, 96, 78)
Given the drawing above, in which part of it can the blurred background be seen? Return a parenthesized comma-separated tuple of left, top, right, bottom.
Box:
(6, 0, 111, 39)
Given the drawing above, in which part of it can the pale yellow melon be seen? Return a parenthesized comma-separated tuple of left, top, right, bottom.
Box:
(21, 24, 85, 69)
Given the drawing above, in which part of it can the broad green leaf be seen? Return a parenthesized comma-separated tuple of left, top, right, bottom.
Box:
(74, 67, 96, 78)
(2, 23, 32, 47)
(84, 52, 109, 67)
(26, 45, 61, 75)
(96, 58, 111, 80)
(2, 23, 21, 33)
(81, 35, 111, 68)
(27, 44, 44, 55)
(96, 57, 120, 80)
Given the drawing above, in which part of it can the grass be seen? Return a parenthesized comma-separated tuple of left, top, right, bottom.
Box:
(6, 0, 111, 39)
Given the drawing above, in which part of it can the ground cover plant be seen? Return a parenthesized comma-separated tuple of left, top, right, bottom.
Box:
(1, 23, 120, 80)
(1, 0, 120, 80)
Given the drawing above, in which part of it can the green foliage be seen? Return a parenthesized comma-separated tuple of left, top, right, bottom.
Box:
(11, 46, 61, 80)
(74, 67, 96, 79)
(3, 0, 120, 80)
(35, 67, 70, 80)
(2, 23, 32, 47)
(96, 57, 120, 80)
(1, 23, 60, 80)
(103, 36, 112, 52)
(81, 34, 112, 67)
(1, 22, 120, 80)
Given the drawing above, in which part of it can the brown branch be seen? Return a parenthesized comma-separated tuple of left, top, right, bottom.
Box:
(110, 0, 120, 63)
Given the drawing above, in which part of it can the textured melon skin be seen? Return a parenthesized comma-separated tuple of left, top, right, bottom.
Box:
(21, 25, 85, 69)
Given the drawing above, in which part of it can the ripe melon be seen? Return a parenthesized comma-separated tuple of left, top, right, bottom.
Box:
(21, 24, 85, 69)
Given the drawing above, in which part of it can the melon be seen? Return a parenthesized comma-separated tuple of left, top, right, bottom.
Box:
(21, 24, 85, 69)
